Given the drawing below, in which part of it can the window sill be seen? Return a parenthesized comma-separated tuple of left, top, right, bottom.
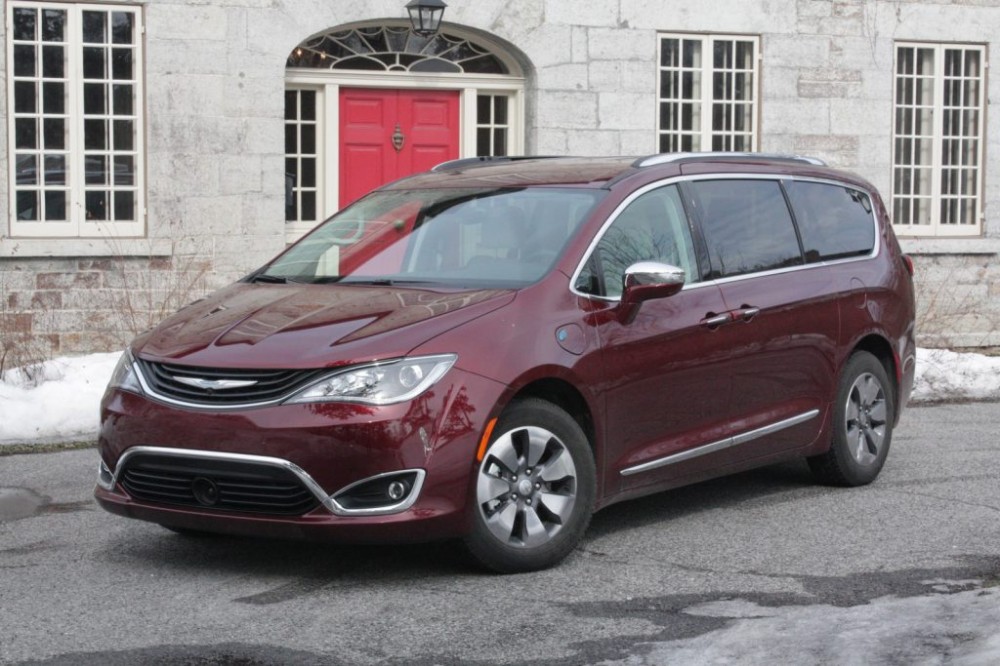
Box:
(0, 237, 173, 258)
(898, 237, 1000, 256)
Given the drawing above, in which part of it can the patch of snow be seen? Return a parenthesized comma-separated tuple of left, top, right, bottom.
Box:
(911, 347, 1000, 403)
(0, 351, 121, 444)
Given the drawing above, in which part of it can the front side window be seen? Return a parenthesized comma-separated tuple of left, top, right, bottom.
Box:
(578, 185, 698, 299)
(7, 1, 144, 237)
(657, 34, 759, 153)
(261, 187, 604, 288)
(689, 179, 801, 279)
(892, 42, 985, 236)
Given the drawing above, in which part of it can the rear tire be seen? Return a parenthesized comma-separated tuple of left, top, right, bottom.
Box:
(808, 351, 894, 486)
(463, 399, 595, 573)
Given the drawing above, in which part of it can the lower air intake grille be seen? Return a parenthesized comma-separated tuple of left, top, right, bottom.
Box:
(119, 453, 320, 516)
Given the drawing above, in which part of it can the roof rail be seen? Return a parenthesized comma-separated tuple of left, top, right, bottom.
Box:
(632, 152, 828, 168)
(431, 155, 563, 172)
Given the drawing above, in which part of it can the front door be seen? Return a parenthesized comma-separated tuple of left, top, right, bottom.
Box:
(339, 88, 460, 208)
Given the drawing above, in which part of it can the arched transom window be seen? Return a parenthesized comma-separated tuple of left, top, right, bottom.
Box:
(287, 26, 510, 75)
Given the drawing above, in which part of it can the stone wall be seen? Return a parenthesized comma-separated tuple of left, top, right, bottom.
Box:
(1, 0, 999, 361)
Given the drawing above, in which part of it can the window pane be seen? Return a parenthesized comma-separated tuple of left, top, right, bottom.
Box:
(112, 48, 133, 80)
(42, 45, 65, 78)
(13, 8, 37, 40)
(301, 158, 316, 188)
(45, 190, 67, 220)
(83, 11, 107, 44)
(285, 91, 297, 120)
(84, 83, 106, 114)
(301, 125, 316, 153)
(86, 155, 108, 185)
(477, 95, 491, 123)
(302, 192, 317, 221)
(43, 82, 65, 114)
(17, 191, 39, 221)
(14, 45, 37, 76)
(113, 120, 134, 150)
(44, 155, 67, 185)
(84, 119, 108, 149)
(41, 9, 66, 42)
(113, 84, 133, 115)
(301, 91, 317, 120)
(86, 191, 108, 220)
(15, 118, 38, 149)
(83, 47, 106, 78)
(44, 119, 66, 150)
(477, 128, 490, 156)
(114, 191, 135, 220)
(285, 125, 297, 153)
(16, 155, 38, 185)
(493, 128, 507, 156)
(14, 81, 37, 113)
(690, 179, 802, 278)
(494, 96, 508, 124)
(111, 12, 134, 45)
(114, 156, 135, 185)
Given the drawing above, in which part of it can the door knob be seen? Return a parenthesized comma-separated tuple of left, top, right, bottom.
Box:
(392, 123, 405, 152)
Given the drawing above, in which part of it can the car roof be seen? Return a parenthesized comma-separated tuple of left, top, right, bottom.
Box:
(379, 153, 873, 193)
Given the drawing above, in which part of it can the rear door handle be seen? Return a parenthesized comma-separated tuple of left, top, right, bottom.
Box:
(736, 307, 760, 322)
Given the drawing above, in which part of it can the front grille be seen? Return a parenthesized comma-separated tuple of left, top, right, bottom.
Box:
(119, 453, 321, 516)
(135, 359, 323, 406)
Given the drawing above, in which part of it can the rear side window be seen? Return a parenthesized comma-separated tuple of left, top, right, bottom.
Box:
(689, 179, 802, 279)
(785, 181, 876, 262)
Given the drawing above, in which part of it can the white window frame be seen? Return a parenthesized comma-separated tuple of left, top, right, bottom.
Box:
(657, 33, 760, 154)
(891, 42, 987, 237)
(283, 71, 524, 242)
(6, 1, 145, 239)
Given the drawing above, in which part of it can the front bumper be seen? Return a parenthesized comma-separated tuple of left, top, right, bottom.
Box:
(96, 367, 504, 543)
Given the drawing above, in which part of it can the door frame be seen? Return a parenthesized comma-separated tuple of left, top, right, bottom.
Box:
(285, 70, 526, 242)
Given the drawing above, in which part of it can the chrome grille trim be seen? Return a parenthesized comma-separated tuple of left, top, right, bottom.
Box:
(132, 359, 324, 410)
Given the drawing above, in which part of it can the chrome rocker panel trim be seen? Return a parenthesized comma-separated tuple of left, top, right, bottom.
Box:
(620, 409, 821, 477)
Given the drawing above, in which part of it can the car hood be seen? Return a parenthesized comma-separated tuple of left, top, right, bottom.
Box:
(133, 282, 515, 369)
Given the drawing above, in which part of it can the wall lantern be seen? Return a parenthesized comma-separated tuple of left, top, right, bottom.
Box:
(406, 0, 447, 37)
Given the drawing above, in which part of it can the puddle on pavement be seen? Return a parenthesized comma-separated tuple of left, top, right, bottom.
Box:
(0, 487, 47, 522)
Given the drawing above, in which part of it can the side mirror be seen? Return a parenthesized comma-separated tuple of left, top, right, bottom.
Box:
(618, 261, 685, 323)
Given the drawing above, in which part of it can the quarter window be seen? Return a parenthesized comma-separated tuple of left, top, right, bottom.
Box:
(785, 182, 875, 262)
(689, 179, 801, 279)
(7, 1, 144, 237)
(892, 43, 985, 236)
(657, 34, 759, 153)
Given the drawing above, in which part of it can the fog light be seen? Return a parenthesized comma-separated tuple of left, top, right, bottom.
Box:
(387, 480, 407, 501)
(330, 469, 426, 515)
(97, 460, 116, 491)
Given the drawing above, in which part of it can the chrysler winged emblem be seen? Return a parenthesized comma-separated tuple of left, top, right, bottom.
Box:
(173, 377, 258, 391)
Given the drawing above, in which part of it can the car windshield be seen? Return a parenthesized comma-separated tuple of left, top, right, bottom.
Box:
(259, 187, 605, 288)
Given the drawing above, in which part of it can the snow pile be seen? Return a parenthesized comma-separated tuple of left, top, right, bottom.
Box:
(0, 352, 121, 443)
(911, 347, 1000, 403)
(0, 347, 998, 444)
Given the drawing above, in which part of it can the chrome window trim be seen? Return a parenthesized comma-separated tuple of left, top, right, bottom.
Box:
(99, 446, 426, 517)
(620, 409, 820, 477)
(569, 173, 881, 303)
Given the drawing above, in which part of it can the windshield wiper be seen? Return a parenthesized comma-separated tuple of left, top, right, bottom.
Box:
(248, 274, 289, 284)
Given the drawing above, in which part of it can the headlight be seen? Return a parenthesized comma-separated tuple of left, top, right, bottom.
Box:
(284, 354, 457, 406)
(107, 350, 143, 395)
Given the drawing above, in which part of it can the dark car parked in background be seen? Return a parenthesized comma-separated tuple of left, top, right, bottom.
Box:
(96, 153, 916, 572)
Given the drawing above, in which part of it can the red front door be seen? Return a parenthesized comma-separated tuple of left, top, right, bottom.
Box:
(339, 88, 460, 208)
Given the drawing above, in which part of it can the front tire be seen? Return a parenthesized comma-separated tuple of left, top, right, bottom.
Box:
(808, 351, 894, 486)
(463, 399, 595, 573)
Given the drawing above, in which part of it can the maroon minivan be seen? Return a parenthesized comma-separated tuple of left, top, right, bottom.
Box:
(96, 153, 916, 572)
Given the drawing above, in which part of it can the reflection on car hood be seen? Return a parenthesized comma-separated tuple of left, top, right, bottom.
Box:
(134, 283, 515, 368)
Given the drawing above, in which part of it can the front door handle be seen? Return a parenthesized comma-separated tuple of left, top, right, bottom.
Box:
(702, 313, 733, 328)
(736, 307, 760, 322)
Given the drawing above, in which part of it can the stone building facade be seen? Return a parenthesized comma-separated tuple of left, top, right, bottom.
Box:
(1, 0, 999, 366)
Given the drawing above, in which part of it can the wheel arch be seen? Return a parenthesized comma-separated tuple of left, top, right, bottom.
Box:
(850, 333, 901, 423)
(509, 378, 597, 456)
